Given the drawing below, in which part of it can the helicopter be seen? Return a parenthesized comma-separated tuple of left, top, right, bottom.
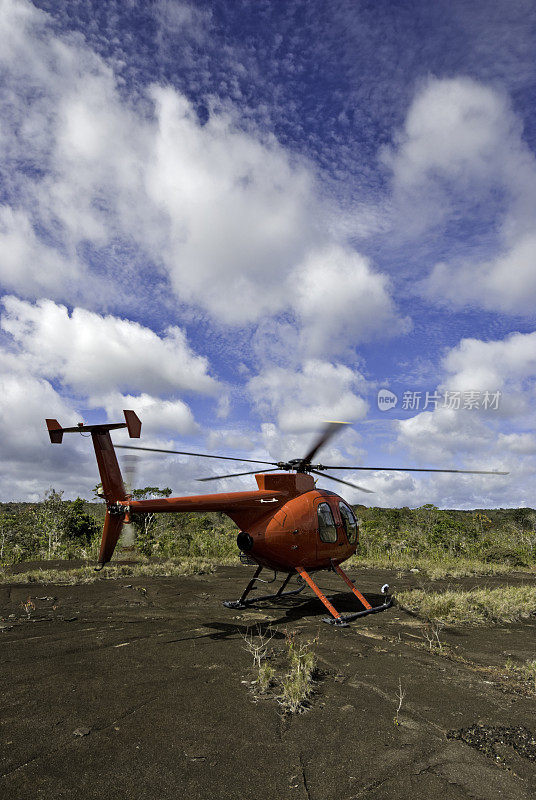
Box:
(46, 410, 508, 627)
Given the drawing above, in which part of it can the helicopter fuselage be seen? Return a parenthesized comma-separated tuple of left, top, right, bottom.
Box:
(236, 484, 357, 572)
(123, 472, 359, 573)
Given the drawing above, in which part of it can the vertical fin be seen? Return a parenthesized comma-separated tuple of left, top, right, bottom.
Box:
(46, 419, 64, 444)
(124, 410, 141, 438)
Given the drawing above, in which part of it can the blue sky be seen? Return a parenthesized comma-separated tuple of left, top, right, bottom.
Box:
(1, 0, 535, 507)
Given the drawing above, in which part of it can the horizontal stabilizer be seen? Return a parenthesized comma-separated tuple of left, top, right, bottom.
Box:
(45, 410, 141, 443)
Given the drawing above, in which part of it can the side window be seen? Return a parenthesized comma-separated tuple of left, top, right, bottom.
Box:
(317, 503, 337, 543)
(339, 502, 358, 544)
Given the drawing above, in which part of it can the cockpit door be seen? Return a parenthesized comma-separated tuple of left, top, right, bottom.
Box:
(313, 497, 344, 561)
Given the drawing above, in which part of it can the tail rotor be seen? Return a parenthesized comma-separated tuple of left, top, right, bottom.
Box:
(120, 454, 139, 550)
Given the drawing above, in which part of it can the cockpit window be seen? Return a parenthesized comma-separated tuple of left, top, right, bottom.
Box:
(317, 502, 337, 543)
(339, 502, 358, 544)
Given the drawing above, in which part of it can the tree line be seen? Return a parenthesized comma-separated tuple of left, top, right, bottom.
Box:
(1, 492, 535, 567)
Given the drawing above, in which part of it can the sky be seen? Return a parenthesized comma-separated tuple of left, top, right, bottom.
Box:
(1, 0, 535, 508)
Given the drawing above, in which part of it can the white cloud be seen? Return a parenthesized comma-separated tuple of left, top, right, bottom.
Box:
(352, 469, 519, 510)
(248, 361, 369, 433)
(383, 329, 536, 507)
(0, 0, 405, 351)
(206, 429, 256, 452)
(145, 85, 320, 323)
(97, 392, 199, 436)
(0, 206, 80, 295)
(0, 371, 75, 457)
(385, 76, 536, 314)
(154, 0, 211, 39)
(442, 331, 536, 415)
(0, 367, 99, 501)
(293, 244, 410, 356)
(423, 232, 536, 314)
(386, 77, 523, 196)
(396, 407, 495, 463)
(1, 296, 218, 396)
(497, 432, 536, 455)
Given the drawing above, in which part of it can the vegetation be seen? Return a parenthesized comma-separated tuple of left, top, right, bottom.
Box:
(504, 658, 536, 692)
(0, 489, 239, 567)
(1, 493, 535, 583)
(393, 678, 406, 726)
(257, 661, 276, 693)
(351, 504, 536, 578)
(397, 586, 536, 625)
(0, 490, 102, 564)
(242, 627, 318, 713)
(0, 559, 218, 585)
(278, 632, 318, 713)
(420, 619, 445, 652)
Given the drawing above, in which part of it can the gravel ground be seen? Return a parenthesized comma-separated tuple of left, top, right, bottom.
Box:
(1, 563, 536, 800)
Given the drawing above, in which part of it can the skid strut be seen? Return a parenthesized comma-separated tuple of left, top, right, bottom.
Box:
(295, 564, 393, 627)
(223, 566, 305, 609)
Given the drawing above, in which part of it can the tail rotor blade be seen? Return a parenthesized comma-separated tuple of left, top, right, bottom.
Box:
(120, 521, 136, 549)
(122, 454, 139, 497)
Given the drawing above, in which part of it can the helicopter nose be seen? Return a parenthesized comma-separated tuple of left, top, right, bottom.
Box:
(237, 531, 254, 552)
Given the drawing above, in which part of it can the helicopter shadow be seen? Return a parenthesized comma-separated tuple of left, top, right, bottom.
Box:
(161, 588, 389, 643)
(198, 589, 389, 640)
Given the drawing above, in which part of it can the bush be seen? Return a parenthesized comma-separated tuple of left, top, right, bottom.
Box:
(63, 498, 99, 546)
(355, 505, 536, 571)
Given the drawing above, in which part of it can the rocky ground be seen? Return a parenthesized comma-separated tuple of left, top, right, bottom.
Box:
(1, 563, 535, 799)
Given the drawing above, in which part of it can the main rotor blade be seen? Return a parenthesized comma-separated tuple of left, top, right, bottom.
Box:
(115, 444, 277, 466)
(316, 465, 509, 475)
(300, 421, 350, 467)
(197, 468, 278, 482)
(310, 469, 374, 494)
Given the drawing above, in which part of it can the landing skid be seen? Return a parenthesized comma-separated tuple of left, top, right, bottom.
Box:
(321, 599, 393, 626)
(296, 562, 393, 627)
(222, 565, 306, 609)
(223, 562, 392, 625)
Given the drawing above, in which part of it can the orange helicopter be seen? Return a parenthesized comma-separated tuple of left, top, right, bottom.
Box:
(46, 411, 507, 626)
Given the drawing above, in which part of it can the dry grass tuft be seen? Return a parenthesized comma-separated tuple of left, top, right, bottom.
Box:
(242, 628, 318, 713)
(504, 658, 536, 691)
(355, 555, 532, 580)
(398, 586, 536, 624)
(277, 632, 318, 714)
(0, 559, 217, 585)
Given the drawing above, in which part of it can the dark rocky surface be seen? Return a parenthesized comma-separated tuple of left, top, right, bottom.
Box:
(1, 564, 535, 799)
